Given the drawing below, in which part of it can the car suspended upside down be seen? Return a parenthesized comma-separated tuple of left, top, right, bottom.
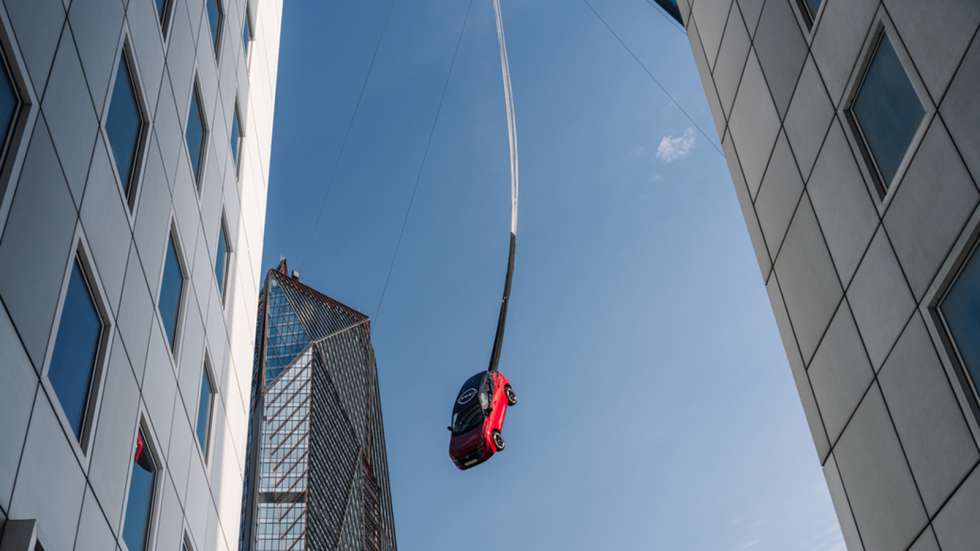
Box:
(447, 0, 522, 471)
(448, 370, 518, 470)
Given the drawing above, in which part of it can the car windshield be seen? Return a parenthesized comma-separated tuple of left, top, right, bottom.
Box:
(451, 403, 485, 434)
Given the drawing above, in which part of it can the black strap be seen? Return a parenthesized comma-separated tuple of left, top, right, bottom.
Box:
(487, 232, 516, 374)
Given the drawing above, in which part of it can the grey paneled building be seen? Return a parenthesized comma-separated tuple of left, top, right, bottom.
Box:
(674, 0, 980, 549)
(239, 261, 396, 551)
(0, 0, 283, 550)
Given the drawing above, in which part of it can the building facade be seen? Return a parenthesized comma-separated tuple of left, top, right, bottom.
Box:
(239, 262, 396, 551)
(0, 0, 283, 550)
(676, 0, 980, 549)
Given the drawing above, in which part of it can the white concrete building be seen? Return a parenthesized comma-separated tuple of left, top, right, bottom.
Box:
(0, 0, 282, 549)
(677, 0, 980, 548)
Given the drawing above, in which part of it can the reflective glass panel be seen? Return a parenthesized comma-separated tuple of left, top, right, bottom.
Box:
(154, 0, 168, 23)
(803, 0, 822, 18)
(160, 237, 184, 351)
(0, 55, 18, 151)
(207, 0, 222, 51)
(48, 261, 103, 440)
(216, 222, 229, 298)
(941, 246, 980, 394)
(230, 108, 241, 167)
(123, 430, 156, 551)
(852, 35, 924, 190)
(186, 89, 206, 186)
(107, 58, 143, 201)
(243, 15, 251, 58)
(196, 366, 214, 452)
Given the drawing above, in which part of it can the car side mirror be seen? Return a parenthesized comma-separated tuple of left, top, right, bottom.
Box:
(446, 426, 452, 432)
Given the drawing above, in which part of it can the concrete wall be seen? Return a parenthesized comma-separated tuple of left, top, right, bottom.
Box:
(678, 0, 980, 549)
(0, 0, 282, 549)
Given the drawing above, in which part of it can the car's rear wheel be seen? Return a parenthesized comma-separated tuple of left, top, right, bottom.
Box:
(505, 385, 518, 406)
(492, 430, 506, 451)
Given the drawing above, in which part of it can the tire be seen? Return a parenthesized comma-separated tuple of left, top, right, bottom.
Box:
(492, 430, 506, 451)
(505, 385, 518, 406)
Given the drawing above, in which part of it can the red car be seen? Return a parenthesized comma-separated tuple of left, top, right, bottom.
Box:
(448, 370, 517, 470)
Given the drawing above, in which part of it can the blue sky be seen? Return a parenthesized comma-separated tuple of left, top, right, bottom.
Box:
(262, 1, 845, 549)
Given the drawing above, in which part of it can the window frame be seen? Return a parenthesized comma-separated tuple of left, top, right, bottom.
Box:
(40, 232, 113, 460)
(242, 4, 254, 67)
(792, 0, 825, 32)
(185, 77, 209, 193)
(924, 210, 980, 444)
(121, 417, 164, 551)
(207, 0, 224, 59)
(103, 38, 150, 214)
(838, 16, 935, 211)
(0, 6, 38, 234)
(156, 223, 188, 360)
(231, 101, 244, 179)
(215, 212, 232, 303)
(195, 355, 217, 461)
(154, 0, 175, 41)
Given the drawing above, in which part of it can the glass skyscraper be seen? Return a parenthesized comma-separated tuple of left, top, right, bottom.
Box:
(239, 260, 396, 551)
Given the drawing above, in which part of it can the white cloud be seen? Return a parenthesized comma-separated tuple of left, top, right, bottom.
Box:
(656, 128, 696, 163)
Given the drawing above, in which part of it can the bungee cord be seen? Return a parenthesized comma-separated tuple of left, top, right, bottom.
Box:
(486, 0, 519, 375)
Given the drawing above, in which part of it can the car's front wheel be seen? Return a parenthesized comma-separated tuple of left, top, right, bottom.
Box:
(492, 430, 506, 451)
(505, 385, 518, 406)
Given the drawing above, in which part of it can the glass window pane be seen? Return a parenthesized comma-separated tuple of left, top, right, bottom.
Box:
(207, 0, 222, 51)
(107, 59, 143, 200)
(160, 237, 184, 351)
(186, 89, 206, 186)
(852, 35, 924, 189)
(154, 0, 168, 23)
(196, 367, 214, 451)
(48, 261, 103, 439)
(243, 16, 251, 57)
(942, 246, 980, 392)
(123, 430, 157, 551)
(230, 109, 240, 167)
(803, 0, 822, 18)
(0, 56, 18, 150)
(215, 223, 228, 297)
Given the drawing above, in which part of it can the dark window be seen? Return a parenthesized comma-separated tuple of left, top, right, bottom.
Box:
(215, 219, 230, 299)
(849, 34, 924, 192)
(0, 52, 19, 154)
(230, 107, 242, 170)
(154, 0, 170, 29)
(123, 429, 157, 551)
(106, 55, 144, 204)
(160, 236, 184, 352)
(941, 244, 980, 398)
(48, 259, 104, 441)
(242, 14, 252, 59)
(186, 85, 207, 188)
(797, 0, 822, 23)
(207, 0, 223, 54)
(652, 0, 682, 24)
(196, 363, 215, 454)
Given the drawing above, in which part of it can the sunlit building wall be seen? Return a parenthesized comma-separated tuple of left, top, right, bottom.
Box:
(674, 0, 980, 548)
(0, 0, 283, 549)
(239, 262, 396, 551)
